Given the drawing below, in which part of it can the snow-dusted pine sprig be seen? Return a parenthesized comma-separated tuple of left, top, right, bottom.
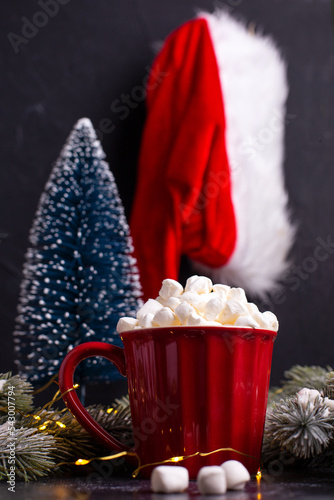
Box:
(0, 373, 33, 418)
(0, 424, 57, 481)
(268, 365, 334, 405)
(323, 371, 334, 400)
(263, 395, 333, 460)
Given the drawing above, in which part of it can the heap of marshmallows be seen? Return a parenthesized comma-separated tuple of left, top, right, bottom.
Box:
(151, 460, 250, 494)
(117, 275, 278, 333)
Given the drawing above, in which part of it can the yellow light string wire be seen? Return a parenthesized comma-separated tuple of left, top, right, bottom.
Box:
(13, 383, 80, 431)
(256, 469, 262, 499)
(71, 446, 260, 478)
(33, 373, 59, 395)
(3, 377, 262, 479)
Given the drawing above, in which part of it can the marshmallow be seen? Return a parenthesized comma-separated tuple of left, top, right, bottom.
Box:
(155, 296, 167, 306)
(159, 279, 184, 301)
(184, 275, 199, 290)
(221, 460, 250, 490)
(204, 297, 226, 321)
(252, 311, 271, 330)
(186, 311, 208, 326)
(137, 299, 163, 320)
(212, 284, 230, 297)
(234, 315, 259, 328)
(185, 276, 213, 295)
(116, 317, 138, 333)
(151, 466, 189, 493)
(227, 287, 248, 303)
(121, 276, 278, 332)
(197, 466, 227, 495)
(246, 302, 259, 315)
(179, 291, 202, 309)
(138, 313, 156, 329)
(153, 307, 181, 327)
(262, 311, 279, 331)
(166, 296, 182, 311)
(195, 292, 220, 313)
(218, 299, 249, 325)
(174, 301, 196, 324)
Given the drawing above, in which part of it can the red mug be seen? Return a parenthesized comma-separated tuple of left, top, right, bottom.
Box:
(59, 326, 277, 478)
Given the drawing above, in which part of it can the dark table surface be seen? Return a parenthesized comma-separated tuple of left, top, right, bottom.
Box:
(1, 470, 334, 500)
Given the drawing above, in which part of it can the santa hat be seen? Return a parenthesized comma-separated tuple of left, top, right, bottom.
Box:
(130, 9, 295, 300)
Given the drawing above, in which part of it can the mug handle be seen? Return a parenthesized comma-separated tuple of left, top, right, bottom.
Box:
(59, 341, 134, 457)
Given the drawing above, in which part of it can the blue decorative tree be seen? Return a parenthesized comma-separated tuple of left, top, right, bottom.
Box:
(14, 118, 142, 387)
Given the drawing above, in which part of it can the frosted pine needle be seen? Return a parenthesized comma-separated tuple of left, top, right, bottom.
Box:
(264, 396, 333, 459)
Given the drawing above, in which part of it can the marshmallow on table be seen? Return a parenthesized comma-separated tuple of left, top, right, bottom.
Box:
(197, 466, 227, 495)
(159, 279, 184, 301)
(116, 317, 138, 333)
(185, 275, 213, 295)
(151, 466, 189, 493)
(221, 460, 250, 490)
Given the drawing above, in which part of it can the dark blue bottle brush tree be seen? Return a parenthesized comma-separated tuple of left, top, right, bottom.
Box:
(14, 118, 142, 388)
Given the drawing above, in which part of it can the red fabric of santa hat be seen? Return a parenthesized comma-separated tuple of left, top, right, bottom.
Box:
(130, 9, 295, 301)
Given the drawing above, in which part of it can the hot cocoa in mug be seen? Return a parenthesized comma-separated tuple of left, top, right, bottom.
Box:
(59, 277, 278, 478)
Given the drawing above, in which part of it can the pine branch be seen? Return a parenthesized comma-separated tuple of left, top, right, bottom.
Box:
(281, 365, 333, 396)
(268, 365, 334, 405)
(14, 395, 134, 471)
(0, 373, 34, 417)
(0, 424, 57, 481)
(323, 371, 334, 399)
(263, 396, 333, 461)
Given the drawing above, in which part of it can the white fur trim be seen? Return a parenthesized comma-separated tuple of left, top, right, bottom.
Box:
(194, 10, 295, 297)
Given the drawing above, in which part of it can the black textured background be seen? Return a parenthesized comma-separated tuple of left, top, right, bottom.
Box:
(1, 0, 334, 402)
